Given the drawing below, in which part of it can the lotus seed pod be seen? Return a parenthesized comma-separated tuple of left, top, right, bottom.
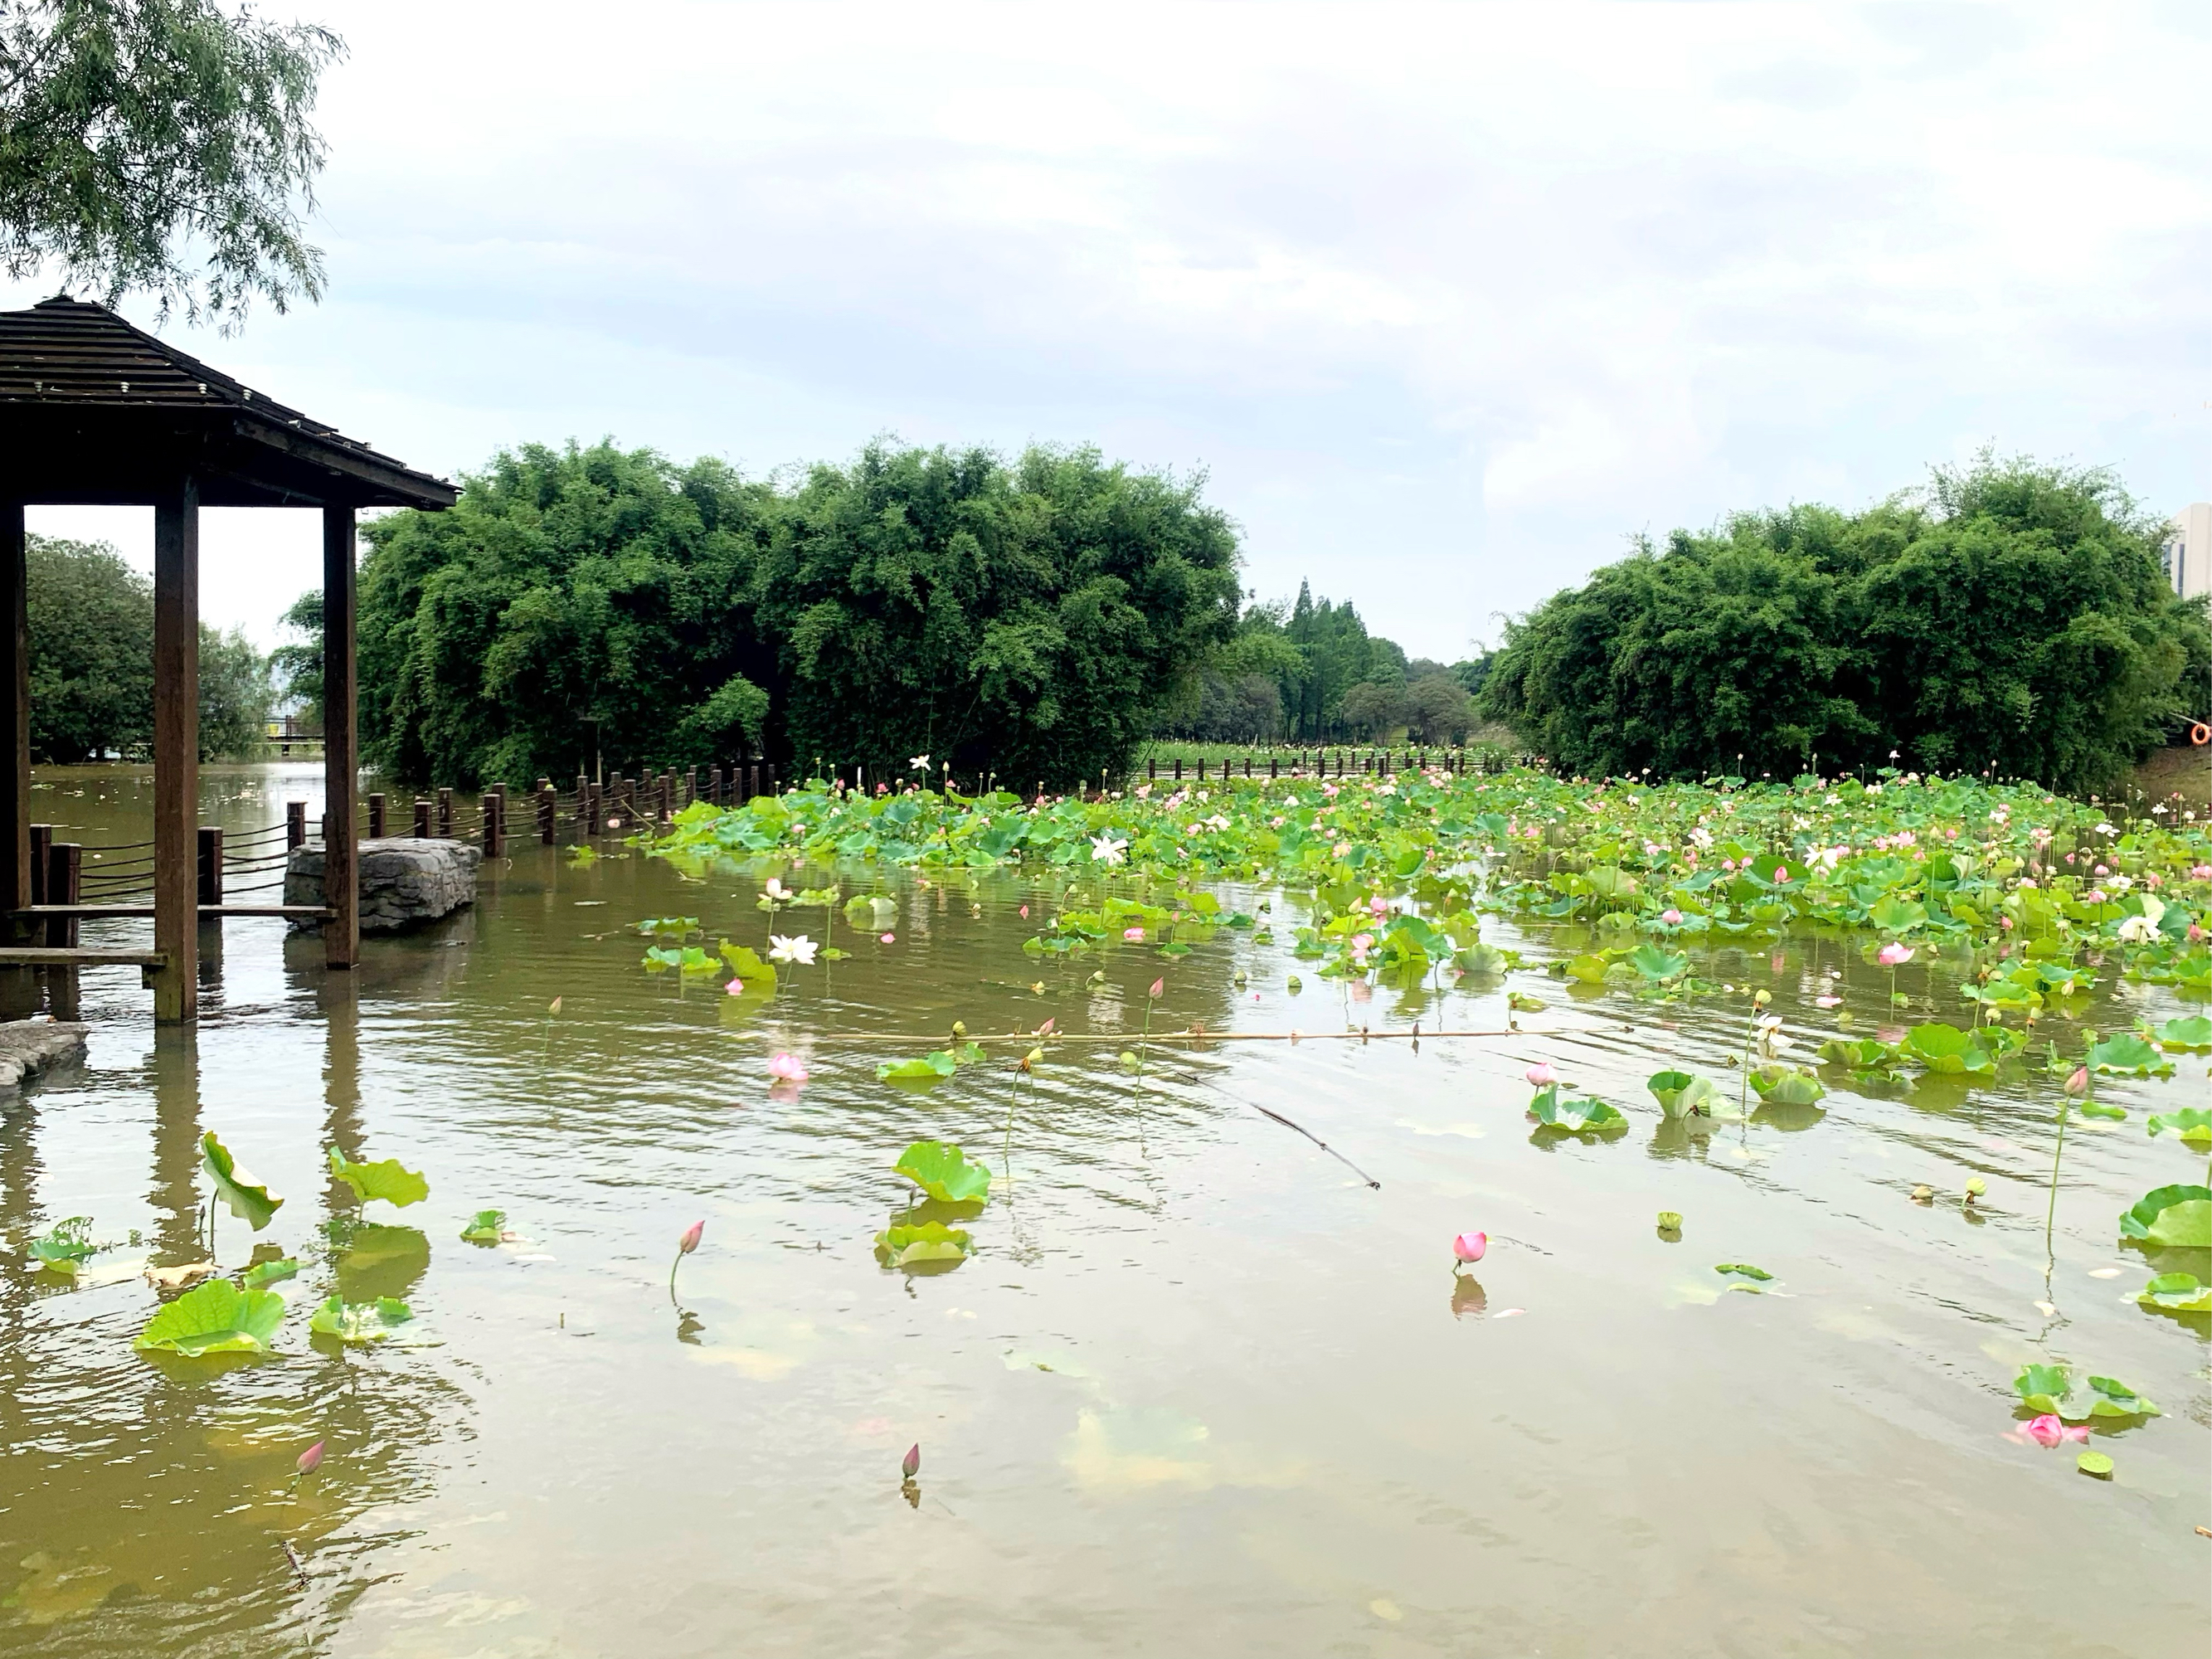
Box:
(1965, 1177, 1986, 1202)
(1911, 1185, 1934, 1203)
(1656, 1211, 1683, 1233)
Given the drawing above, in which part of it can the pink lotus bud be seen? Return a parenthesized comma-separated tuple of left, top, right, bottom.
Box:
(1525, 1062, 1558, 1087)
(2093, 864, 2108, 877)
(881, 932, 896, 943)
(901, 1443, 921, 1480)
(2025, 1413, 2088, 1447)
(767, 1053, 809, 1083)
(2063, 1066, 2088, 1097)
(724, 978, 744, 996)
(297, 1440, 324, 1475)
(1122, 927, 1145, 941)
(1772, 864, 1789, 883)
(1877, 942, 1913, 966)
(678, 1219, 704, 1256)
(1661, 908, 1683, 925)
(1816, 995, 1841, 1008)
(1019, 905, 1029, 918)
(1149, 979, 1164, 999)
(1452, 1231, 1487, 1263)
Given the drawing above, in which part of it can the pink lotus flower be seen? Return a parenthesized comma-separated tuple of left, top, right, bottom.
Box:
(1452, 1231, 1487, 1264)
(724, 978, 745, 996)
(767, 1053, 808, 1083)
(880, 932, 896, 943)
(297, 1440, 325, 1476)
(2093, 864, 2108, 877)
(1123, 927, 1145, 941)
(1019, 904, 1029, 918)
(1772, 864, 1790, 883)
(1877, 942, 1913, 966)
(1816, 995, 1841, 1008)
(2191, 865, 2212, 881)
(2024, 1413, 2088, 1447)
(1661, 908, 1683, 925)
(1369, 897, 1389, 918)
(1525, 1062, 1558, 1087)
(678, 1219, 704, 1256)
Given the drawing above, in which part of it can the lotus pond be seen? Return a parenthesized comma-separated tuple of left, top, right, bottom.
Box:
(3, 759, 2209, 1656)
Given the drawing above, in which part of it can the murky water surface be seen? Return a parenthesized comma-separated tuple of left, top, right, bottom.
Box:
(3, 763, 2207, 1657)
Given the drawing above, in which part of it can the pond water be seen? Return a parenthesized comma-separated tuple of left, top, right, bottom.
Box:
(4, 762, 2207, 1657)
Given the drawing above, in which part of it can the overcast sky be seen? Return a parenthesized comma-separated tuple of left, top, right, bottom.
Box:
(15, 1, 2207, 659)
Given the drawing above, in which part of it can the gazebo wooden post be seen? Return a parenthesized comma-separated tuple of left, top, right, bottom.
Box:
(151, 479, 200, 1024)
(0, 501, 28, 946)
(322, 504, 359, 969)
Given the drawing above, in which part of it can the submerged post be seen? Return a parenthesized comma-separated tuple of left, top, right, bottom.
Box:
(0, 502, 26, 944)
(151, 477, 200, 1023)
(323, 504, 360, 968)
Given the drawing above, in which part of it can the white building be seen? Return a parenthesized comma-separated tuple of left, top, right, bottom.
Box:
(2165, 504, 2211, 600)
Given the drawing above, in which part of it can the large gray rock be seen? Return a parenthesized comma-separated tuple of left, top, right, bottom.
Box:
(285, 837, 484, 934)
(0, 1019, 88, 1088)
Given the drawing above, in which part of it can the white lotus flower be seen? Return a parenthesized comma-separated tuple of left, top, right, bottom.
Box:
(769, 933, 818, 966)
(1089, 834, 1128, 866)
(2114, 914, 2156, 942)
(908, 754, 931, 771)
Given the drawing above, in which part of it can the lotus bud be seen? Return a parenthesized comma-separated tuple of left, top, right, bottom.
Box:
(1753, 989, 1772, 1007)
(1524, 1062, 1558, 1087)
(1661, 908, 1683, 925)
(1910, 1184, 1933, 1203)
(1149, 979, 1164, 999)
(2062, 1065, 2088, 1097)
(678, 1219, 704, 1256)
(951, 1021, 967, 1039)
(297, 1440, 325, 1476)
(1021, 1047, 1043, 1072)
(901, 1443, 921, 1480)
(1655, 1211, 1682, 1233)
(1451, 1231, 1487, 1263)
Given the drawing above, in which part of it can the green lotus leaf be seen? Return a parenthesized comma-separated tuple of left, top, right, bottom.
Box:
(2119, 1184, 2212, 1248)
(459, 1209, 507, 1243)
(1529, 1095, 1627, 1135)
(1647, 1070, 1715, 1120)
(2014, 1360, 2160, 1421)
(2155, 1014, 2212, 1053)
(327, 1147, 429, 1208)
(2146, 1107, 2212, 1146)
(2085, 1032, 2168, 1076)
(872, 1221, 971, 1267)
(241, 1257, 299, 1290)
(1971, 1024, 2025, 1059)
(1714, 1262, 1773, 1282)
(135, 1278, 285, 1355)
(634, 916, 701, 937)
(200, 1131, 282, 1231)
(2079, 1101, 2127, 1121)
(893, 1140, 992, 1204)
(2133, 1272, 2212, 1315)
(1506, 990, 1545, 1012)
(877, 1050, 960, 1082)
(2077, 1451, 2113, 1478)
(717, 941, 778, 993)
(1903, 1024, 1991, 1075)
(1867, 896, 1928, 933)
(1627, 944, 1689, 982)
(1748, 1066, 1826, 1107)
(1818, 1037, 1903, 1072)
(309, 1294, 415, 1344)
(26, 1215, 95, 1275)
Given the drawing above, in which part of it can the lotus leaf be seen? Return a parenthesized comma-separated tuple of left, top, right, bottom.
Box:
(2085, 1032, 2169, 1076)
(893, 1140, 992, 1204)
(326, 1148, 429, 1209)
(1647, 1070, 1716, 1120)
(1714, 1262, 1773, 1282)
(1748, 1067, 1826, 1107)
(2013, 1361, 2158, 1421)
(1627, 944, 1689, 982)
(241, 1257, 299, 1289)
(1528, 1095, 1627, 1135)
(26, 1216, 95, 1275)
(877, 1051, 960, 1082)
(2119, 1184, 2212, 1248)
(2078, 1101, 2126, 1121)
(1818, 1037, 1903, 1073)
(634, 916, 701, 937)
(1904, 1024, 1991, 1075)
(2077, 1451, 2114, 1478)
(2155, 1014, 2212, 1053)
(717, 941, 778, 993)
(873, 1221, 970, 1267)
(1506, 991, 1545, 1012)
(134, 1278, 285, 1355)
(200, 1131, 282, 1231)
(309, 1295, 415, 1345)
(2146, 1107, 2212, 1146)
(459, 1209, 508, 1243)
(1867, 897, 1928, 934)
(2132, 1272, 2212, 1315)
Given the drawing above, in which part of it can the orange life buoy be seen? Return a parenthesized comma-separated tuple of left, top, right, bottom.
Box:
(2193, 721, 2211, 747)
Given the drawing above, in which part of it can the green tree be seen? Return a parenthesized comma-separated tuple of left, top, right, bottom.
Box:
(0, 0, 343, 324)
(1480, 457, 2211, 792)
(196, 622, 270, 758)
(270, 586, 320, 725)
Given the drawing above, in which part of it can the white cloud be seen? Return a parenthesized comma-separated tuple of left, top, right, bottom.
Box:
(11, 0, 2205, 657)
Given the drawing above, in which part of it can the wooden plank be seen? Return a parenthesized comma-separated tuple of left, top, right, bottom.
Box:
(0, 501, 27, 942)
(0, 948, 164, 968)
(12, 904, 333, 918)
(151, 477, 199, 1023)
(323, 504, 359, 969)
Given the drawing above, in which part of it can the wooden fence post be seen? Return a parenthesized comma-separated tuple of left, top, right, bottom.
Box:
(44, 841, 79, 947)
(413, 797, 431, 838)
(484, 791, 504, 857)
(368, 792, 386, 839)
(27, 823, 48, 906)
(537, 785, 556, 844)
(197, 826, 222, 907)
(435, 787, 454, 839)
(285, 800, 307, 849)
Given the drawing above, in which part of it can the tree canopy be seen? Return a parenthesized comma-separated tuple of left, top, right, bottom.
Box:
(27, 533, 271, 760)
(1478, 457, 2212, 792)
(346, 439, 1242, 790)
(0, 0, 343, 324)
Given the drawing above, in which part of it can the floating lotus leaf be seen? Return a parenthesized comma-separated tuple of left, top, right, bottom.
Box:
(2132, 1272, 2212, 1316)
(877, 1050, 960, 1082)
(717, 941, 777, 993)
(2155, 1014, 2212, 1053)
(2013, 1361, 2158, 1422)
(2119, 1185, 2212, 1249)
(241, 1257, 299, 1290)
(1626, 944, 1689, 983)
(1903, 1024, 1991, 1075)
(873, 1221, 970, 1268)
(1528, 1094, 1627, 1135)
(135, 1278, 285, 1355)
(2146, 1107, 2212, 1146)
(2079, 1100, 2127, 1121)
(2077, 1451, 2113, 1478)
(1646, 1070, 1715, 1120)
(459, 1209, 508, 1243)
(26, 1216, 95, 1276)
(893, 1140, 992, 1204)
(309, 1295, 416, 1345)
(1818, 1037, 1904, 1073)
(200, 1131, 282, 1231)
(1748, 1066, 1826, 1107)
(327, 1148, 429, 1209)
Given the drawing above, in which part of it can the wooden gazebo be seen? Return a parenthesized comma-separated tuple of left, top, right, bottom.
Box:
(0, 296, 455, 1023)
